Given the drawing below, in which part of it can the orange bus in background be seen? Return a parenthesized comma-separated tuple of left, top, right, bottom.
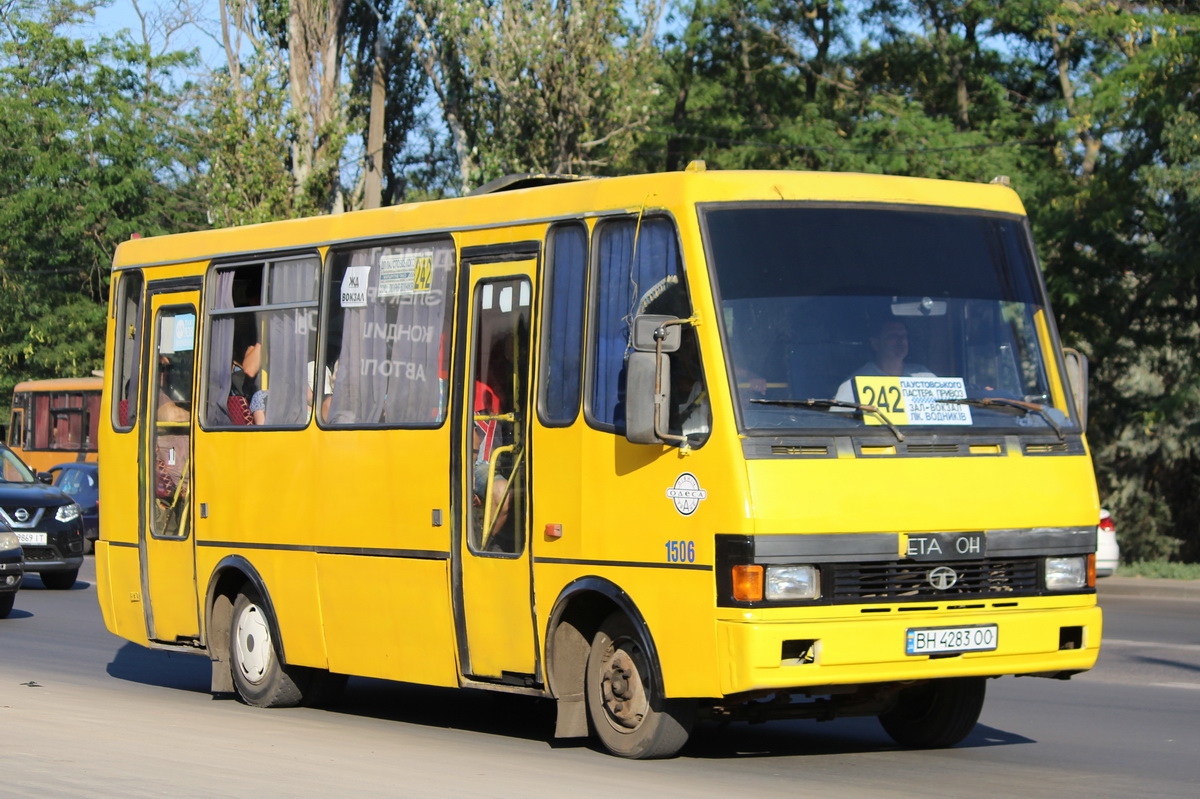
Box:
(7, 377, 102, 472)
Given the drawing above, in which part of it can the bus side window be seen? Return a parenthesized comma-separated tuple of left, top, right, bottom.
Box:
(539, 223, 587, 425)
(113, 271, 144, 431)
(589, 216, 709, 442)
(206, 256, 320, 428)
(322, 239, 455, 427)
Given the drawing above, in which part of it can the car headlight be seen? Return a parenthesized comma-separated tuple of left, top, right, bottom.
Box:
(0, 531, 19, 551)
(765, 565, 821, 600)
(55, 503, 81, 523)
(1045, 556, 1087, 590)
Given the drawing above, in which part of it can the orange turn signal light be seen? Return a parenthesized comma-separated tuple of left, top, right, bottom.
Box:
(1087, 553, 1096, 587)
(732, 564, 764, 602)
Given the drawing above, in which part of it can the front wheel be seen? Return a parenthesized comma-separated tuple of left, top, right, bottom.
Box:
(40, 569, 78, 590)
(229, 588, 306, 708)
(0, 591, 15, 618)
(878, 677, 986, 748)
(585, 612, 695, 759)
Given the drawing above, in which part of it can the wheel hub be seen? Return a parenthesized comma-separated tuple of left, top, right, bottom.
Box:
(600, 641, 648, 731)
(234, 603, 272, 685)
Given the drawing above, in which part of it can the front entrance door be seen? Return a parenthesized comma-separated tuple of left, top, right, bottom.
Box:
(141, 293, 200, 643)
(457, 259, 538, 682)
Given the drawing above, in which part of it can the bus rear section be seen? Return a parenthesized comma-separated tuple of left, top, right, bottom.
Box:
(7, 377, 102, 472)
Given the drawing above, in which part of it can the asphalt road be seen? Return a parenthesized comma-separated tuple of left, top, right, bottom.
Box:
(2, 561, 1198, 798)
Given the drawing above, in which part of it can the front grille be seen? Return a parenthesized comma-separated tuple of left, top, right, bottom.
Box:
(906, 443, 961, 455)
(22, 546, 56, 562)
(771, 444, 831, 456)
(828, 558, 1040, 601)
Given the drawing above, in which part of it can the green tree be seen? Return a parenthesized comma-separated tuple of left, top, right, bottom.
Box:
(0, 0, 205, 397)
(409, 0, 666, 191)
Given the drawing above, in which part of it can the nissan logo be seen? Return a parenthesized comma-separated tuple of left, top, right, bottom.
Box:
(927, 566, 959, 591)
(14, 508, 29, 523)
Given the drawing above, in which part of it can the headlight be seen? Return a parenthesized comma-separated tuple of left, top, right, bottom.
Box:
(1045, 556, 1087, 590)
(0, 531, 19, 551)
(55, 503, 81, 523)
(765, 565, 821, 600)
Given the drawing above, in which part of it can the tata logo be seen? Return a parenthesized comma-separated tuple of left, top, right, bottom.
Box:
(927, 566, 959, 591)
(666, 473, 707, 517)
(14, 508, 29, 523)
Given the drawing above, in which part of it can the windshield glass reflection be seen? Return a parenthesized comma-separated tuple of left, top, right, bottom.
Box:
(704, 204, 1074, 435)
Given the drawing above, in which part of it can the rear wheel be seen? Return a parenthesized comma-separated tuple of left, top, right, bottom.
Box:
(878, 677, 986, 748)
(229, 588, 306, 708)
(0, 591, 14, 618)
(40, 569, 78, 590)
(585, 612, 695, 759)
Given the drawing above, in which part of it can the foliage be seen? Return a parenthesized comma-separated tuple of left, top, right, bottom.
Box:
(407, 0, 666, 191)
(1121, 560, 1200, 581)
(0, 0, 205, 398)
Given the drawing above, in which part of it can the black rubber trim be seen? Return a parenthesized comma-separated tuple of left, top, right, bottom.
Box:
(195, 540, 450, 560)
(534, 556, 712, 572)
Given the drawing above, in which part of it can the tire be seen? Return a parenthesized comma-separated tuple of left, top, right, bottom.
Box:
(229, 588, 306, 708)
(585, 612, 695, 759)
(0, 592, 14, 618)
(41, 569, 78, 590)
(878, 677, 986, 748)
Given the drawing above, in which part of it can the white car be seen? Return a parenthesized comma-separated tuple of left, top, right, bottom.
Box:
(1096, 509, 1120, 577)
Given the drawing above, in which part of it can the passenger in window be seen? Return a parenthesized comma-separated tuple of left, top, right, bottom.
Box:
(156, 357, 190, 423)
(835, 319, 934, 402)
(308, 359, 337, 422)
(473, 339, 514, 537)
(229, 322, 267, 425)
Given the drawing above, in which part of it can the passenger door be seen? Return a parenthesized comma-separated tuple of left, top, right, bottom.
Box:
(141, 292, 201, 644)
(455, 253, 539, 683)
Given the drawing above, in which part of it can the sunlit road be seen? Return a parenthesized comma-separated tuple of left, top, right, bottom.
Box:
(3, 559, 1197, 798)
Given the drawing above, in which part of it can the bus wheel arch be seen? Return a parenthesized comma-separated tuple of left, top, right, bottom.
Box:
(205, 556, 276, 694)
(545, 578, 694, 757)
(204, 557, 345, 708)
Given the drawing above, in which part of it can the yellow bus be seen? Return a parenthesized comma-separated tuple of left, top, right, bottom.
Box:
(7, 376, 103, 472)
(96, 167, 1101, 758)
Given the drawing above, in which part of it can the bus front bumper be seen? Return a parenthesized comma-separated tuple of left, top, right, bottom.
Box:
(715, 602, 1102, 697)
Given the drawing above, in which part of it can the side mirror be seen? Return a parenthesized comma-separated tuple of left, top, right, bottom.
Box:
(626, 351, 670, 444)
(631, 314, 681, 353)
(38, 472, 55, 485)
(1062, 348, 1088, 431)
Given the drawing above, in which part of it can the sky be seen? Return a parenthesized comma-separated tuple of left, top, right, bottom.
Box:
(78, 0, 224, 69)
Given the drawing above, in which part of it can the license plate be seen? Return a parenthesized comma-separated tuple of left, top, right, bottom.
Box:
(906, 624, 998, 656)
(16, 532, 47, 546)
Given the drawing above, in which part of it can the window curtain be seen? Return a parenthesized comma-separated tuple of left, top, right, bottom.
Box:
(206, 270, 235, 425)
(542, 225, 586, 423)
(264, 257, 319, 425)
(592, 219, 680, 428)
(328, 248, 388, 424)
(381, 242, 454, 424)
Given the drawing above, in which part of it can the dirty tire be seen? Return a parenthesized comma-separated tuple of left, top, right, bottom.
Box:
(878, 677, 986, 748)
(585, 612, 695, 759)
(229, 588, 305, 708)
(40, 569, 78, 590)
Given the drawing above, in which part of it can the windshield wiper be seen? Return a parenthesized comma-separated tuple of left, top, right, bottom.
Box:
(935, 396, 1064, 441)
(750, 398, 906, 442)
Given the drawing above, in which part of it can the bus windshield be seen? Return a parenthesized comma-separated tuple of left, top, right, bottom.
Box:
(703, 204, 1074, 436)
